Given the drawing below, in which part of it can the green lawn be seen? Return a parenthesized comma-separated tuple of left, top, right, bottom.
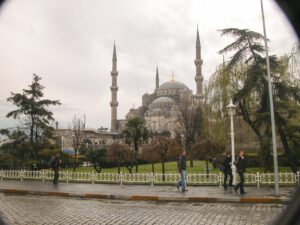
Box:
(62, 160, 293, 174)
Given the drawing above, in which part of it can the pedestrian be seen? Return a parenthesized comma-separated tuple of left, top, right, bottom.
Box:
(223, 153, 233, 189)
(50, 153, 61, 185)
(234, 150, 246, 194)
(176, 150, 188, 192)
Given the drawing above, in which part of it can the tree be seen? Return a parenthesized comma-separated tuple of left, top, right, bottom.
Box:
(122, 117, 148, 172)
(87, 147, 107, 173)
(215, 28, 300, 172)
(149, 137, 181, 181)
(0, 129, 32, 169)
(6, 74, 61, 159)
(177, 100, 203, 167)
(140, 143, 160, 173)
(218, 28, 265, 69)
(107, 142, 135, 174)
(68, 115, 86, 172)
(191, 139, 224, 176)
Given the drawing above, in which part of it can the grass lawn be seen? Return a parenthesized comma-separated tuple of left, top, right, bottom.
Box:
(62, 160, 294, 174)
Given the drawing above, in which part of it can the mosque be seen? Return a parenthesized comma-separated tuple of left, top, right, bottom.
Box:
(54, 27, 205, 148)
(110, 27, 204, 137)
(54, 27, 261, 152)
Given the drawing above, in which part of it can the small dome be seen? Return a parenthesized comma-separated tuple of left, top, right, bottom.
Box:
(158, 80, 189, 90)
(152, 97, 175, 104)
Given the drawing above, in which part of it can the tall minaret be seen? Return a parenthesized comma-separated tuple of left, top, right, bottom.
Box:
(110, 42, 118, 132)
(155, 66, 159, 90)
(194, 25, 204, 105)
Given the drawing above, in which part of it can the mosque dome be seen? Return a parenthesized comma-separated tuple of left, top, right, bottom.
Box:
(158, 80, 189, 91)
(152, 97, 175, 104)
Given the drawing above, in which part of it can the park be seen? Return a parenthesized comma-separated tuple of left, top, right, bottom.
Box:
(0, 0, 299, 224)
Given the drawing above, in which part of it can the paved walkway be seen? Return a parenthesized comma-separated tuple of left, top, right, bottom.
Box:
(0, 180, 296, 203)
(0, 194, 285, 225)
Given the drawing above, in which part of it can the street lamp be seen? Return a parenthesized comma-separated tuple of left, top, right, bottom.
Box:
(227, 99, 237, 185)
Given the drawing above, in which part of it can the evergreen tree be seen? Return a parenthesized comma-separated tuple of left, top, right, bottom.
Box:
(6, 74, 61, 159)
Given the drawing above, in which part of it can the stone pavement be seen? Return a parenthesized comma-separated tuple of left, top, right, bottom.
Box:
(0, 193, 285, 225)
(0, 180, 296, 203)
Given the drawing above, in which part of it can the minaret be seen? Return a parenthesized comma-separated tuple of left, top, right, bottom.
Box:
(110, 42, 118, 132)
(194, 25, 204, 105)
(155, 66, 159, 90)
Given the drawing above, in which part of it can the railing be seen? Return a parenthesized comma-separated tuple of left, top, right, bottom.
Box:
(0, 170, 299, 187)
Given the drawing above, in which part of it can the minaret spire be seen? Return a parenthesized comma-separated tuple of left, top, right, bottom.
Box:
(110, 41, 119, 132)
(112, 41, 117, 62)
(155, 65, 159, 90)
(196, 24, 201, 59)
(194, 25, 204, 105)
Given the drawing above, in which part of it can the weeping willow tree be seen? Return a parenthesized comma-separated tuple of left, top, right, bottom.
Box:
(204, 60, 248, 147)
(206, 28, 300, 172)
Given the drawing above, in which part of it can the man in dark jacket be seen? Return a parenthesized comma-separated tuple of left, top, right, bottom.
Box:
(176, 150, 188, 192)
(223, 153, 233, 189)
(50, 153, 61, 184)
(234, 150, 246, 194)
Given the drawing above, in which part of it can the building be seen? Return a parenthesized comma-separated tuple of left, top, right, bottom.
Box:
(53, 26, 204, 149)
(111, 27, 204, 137)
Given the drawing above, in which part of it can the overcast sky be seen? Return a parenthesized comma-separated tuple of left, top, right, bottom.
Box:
(0, 0, 298, 131)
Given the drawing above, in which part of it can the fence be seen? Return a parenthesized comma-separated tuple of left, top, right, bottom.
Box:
(0, 170, 299, 187)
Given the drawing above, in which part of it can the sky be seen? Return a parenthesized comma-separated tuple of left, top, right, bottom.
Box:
(0, 0, 298, 131)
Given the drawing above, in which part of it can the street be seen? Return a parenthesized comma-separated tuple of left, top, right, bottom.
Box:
(0, 193, 284, 225)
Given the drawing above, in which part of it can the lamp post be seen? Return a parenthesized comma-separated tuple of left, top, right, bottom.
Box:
(227, 99, 237, 185)
(260, 0, 279, 197)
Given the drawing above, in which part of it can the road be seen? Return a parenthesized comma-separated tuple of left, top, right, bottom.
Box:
(0, 193, 284, 225)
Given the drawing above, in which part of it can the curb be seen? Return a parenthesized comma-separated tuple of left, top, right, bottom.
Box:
(0, 188, 289, 204)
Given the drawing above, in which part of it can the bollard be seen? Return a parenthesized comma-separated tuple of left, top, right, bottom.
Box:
(219, 172, 222, 187)
(66, 171, 69, 183)
(257, 172, 260, 187)
(42, 170, 45, 182)
(92, 171, 95, 184)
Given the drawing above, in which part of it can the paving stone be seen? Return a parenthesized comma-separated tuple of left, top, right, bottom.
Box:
(0, 193, 285, 225)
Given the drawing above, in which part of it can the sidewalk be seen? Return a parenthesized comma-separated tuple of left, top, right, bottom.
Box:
(0, 180, 296, 203)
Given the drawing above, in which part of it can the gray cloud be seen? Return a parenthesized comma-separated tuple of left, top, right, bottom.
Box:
(0, 0, 298, 130)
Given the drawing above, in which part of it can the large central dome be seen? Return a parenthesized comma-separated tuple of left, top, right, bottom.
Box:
(158, 80, 189, 90)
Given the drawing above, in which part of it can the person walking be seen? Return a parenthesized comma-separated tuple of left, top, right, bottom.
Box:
(50, 153, 61, 185)
(234, 150, 246, 194)
(223, 153, 233, 189)
(176, 150, 188, 192)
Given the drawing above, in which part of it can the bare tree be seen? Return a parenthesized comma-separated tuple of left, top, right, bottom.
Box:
(149, 137, 181, 181)
(107, 142, 135, 174)
(68, 115, 86, 172)
(177, 100, 203, 167)
(140, 143, 160, 174)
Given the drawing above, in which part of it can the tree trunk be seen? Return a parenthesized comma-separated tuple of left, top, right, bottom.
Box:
(162, 160, 165, 182)
(30, 116, 34, 145)
(206, 155, 209, 178)
(258, 137, 273, 172)
(134, 141, 139, 173)
(118, 162, 120, 174)
(151, 163, 154, 174)
(73, 151, 77, 172)
(190, 159, 194, 168)
(93, 164, 101, 173)
(277, 124, 298, 173)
